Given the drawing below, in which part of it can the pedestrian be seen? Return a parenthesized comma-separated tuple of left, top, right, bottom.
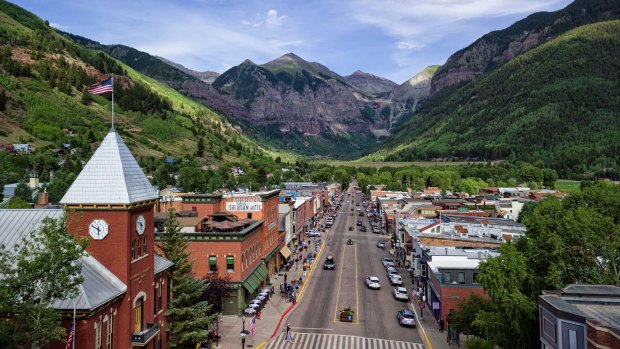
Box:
(257, 309, 261, 320)
(438, 316, 444, 332)
(418, 299, 426, 320)
(284, 273, 287, 283)
(286, 323, 290, 336)
(299, 276, 303, 285)
(285, 332, 294, 344)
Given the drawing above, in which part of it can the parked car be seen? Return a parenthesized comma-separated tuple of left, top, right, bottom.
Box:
(360, 225, 367, 232)
(387, 267, 398, 276)
(389, 274, 403, 285)
(357, 220, 362, 226)
(376, 240, 385, 249)
(323, 256, 336, 270)
(365, 276, 381, 289)
(306, 230, 321, 238)
(381, 257, 395, 267)
(393, 286, 409, 301)
(396, 309, 416, 327)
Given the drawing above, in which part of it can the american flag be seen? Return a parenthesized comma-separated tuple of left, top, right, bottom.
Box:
(249, 316, 256, 336)
(88, 77, 113, 95)
(65, 321, 75, 349)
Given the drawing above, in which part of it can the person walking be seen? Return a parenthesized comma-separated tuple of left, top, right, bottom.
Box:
(284, 273, 288, 283)
(418, 299, 426, 320)
(438, 316, 444, 332)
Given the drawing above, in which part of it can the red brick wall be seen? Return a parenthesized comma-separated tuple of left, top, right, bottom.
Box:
(64, 204, 161, 349)
(181, 200, 220, 218)
(440, 286, 487, 320)
(179, 225, 263, 281)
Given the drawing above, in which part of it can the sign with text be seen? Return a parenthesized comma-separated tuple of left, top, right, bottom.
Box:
(226, 199, 262, 212)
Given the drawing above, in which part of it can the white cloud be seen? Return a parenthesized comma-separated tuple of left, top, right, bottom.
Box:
(265, 9, 286, 27)
(49, 22, 70, 31)
(268, 39, 303, 50)
(397, 41, 424, 50)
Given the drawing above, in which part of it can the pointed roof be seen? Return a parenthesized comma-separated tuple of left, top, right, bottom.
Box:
(60, 130, 158, 205)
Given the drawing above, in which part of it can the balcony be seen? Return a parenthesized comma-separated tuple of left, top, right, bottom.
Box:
(131, 322, 159, 347)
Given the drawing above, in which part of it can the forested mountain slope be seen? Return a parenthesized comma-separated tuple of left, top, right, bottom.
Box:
(374, 21, 620, 179)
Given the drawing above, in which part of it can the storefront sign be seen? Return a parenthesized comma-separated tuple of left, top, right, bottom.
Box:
(226, 198, 262, 211)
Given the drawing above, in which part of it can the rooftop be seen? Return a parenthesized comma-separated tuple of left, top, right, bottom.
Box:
(60, 131, 158, 205)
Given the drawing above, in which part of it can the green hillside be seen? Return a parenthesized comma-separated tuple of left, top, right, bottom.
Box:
(0, 0, 280, 161)
(373, 21, 620, 179)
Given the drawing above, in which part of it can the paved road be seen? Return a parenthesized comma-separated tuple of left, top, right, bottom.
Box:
(265, 332, 425, 349)
(281, 189, 424, 347)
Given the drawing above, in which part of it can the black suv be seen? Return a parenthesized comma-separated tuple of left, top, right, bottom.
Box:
(323, 256, 336, 270)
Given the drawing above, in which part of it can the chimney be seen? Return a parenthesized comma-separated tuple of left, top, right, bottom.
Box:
(35, 190, 49, 208)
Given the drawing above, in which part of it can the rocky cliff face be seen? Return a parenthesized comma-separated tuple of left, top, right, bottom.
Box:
(381, 65, 439, 132)
(345, 70, 397, 95)
(431, 0, 620, 94)
(212, 54, 375, 136)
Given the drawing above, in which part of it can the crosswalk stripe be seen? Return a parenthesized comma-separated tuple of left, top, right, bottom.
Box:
(264, 332, 424, 349)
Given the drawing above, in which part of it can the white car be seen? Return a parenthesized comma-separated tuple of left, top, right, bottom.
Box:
(393, 286, 409, 301)
(365, 276, 381, 289)
(381, 257, 395, 267)
(386, 267, 398, 276)
(389, 274, 403, 285)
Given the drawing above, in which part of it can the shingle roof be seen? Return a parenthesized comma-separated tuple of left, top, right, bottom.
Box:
(60, 131, 158, 205)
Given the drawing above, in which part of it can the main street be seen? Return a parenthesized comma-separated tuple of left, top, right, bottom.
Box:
(265, 188, 425, 348)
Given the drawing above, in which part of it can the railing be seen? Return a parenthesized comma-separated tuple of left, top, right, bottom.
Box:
(131, 322, 159, 346)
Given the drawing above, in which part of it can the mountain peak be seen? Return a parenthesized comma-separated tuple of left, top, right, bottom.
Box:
(241, 59, 256, 66)
(345, 70, 397, 95)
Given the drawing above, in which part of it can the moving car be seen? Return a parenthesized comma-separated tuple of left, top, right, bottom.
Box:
(381, 257, 395, 267)
(357, 220, 362, 226)
(360, 225, 367, 232)
(393, 286, 409, 301)
(323, 255, 336, 270)
(365, 276, 381, 289)
(306, 230, 321, 238)
(376, 240, 385, 249)
(389, 274, 403, 285)
(396, 309, 416, 327)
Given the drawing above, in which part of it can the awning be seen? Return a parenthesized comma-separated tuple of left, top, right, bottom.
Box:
(242, 264, 268, 293)
(280, 246, 292, 259)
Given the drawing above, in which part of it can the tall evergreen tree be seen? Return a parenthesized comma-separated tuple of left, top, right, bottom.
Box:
(157, 210, 214, 348)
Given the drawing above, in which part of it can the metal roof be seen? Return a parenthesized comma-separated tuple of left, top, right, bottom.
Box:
(0, 209, 64, 249)
(154, 254, 174, 275)
(0, 209, 127, 312)
(53, 255, 126, 311)
(60, 131, 158, 205)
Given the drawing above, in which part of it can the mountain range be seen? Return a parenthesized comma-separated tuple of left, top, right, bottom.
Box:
(0, 0, 619, 178)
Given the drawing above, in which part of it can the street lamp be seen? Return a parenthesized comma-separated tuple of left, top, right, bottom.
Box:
(240, 332, 246, 349)
(242, 315, 246, 332)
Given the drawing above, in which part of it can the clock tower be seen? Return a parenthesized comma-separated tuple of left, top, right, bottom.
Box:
(61, 130, 160, 347)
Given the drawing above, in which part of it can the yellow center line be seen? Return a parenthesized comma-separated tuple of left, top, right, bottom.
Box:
(333, 240, 347, 322)
(354, 243, 359, 324)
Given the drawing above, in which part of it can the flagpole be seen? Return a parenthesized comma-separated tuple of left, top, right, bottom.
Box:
(71, 301, 76, 349)
(111, 74, 115, 131)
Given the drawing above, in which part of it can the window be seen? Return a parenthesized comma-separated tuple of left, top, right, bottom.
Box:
(443, 272, 452, 284)
(473, 272, 480, 284)
(155, 280, 163, 313)
(142, 236, 148, 255)
(96, 318, 103, 349)
(226, 256, 234, 273)
(137, 236, 142, 256)
(247, 213, 253, 219)
(106, 313, 113, 349)
(134, 297, 143, 333)
(421, 264, 427, 278)
(209, 256, 217, 273)
(458, 272, 466, 284)
(131, 239, 136, 260)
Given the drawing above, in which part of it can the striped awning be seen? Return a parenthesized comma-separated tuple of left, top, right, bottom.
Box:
(280, 246, 292, 259)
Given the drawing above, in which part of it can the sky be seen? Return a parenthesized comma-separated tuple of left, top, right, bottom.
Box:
(12, 0, 573, 84)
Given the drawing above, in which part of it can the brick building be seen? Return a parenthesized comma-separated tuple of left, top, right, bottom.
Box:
(0, 130, 174, 349)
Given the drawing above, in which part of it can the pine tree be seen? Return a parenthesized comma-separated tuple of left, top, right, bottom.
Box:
(80, 87, 90, 105)
(157, 210, 214, 348)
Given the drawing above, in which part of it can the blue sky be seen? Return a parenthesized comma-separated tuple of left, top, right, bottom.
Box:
(12, 0, 573, 84)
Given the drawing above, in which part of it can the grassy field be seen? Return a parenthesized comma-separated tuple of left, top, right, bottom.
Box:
(314, 160, 482, 168)
(555, 179, 581, 192)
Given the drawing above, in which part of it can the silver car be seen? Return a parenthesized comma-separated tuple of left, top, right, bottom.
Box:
(396, 309, 416, 327)
(365, 276, 381, 289)
(389, 274, 403, 286)
(393, 286, 409, 301)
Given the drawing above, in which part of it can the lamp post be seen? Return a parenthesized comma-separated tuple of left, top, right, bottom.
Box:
(242, 315, 246, 333)
(240, 332, 246, 349)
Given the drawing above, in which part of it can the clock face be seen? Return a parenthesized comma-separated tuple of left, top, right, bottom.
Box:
(88, 219, 109, 240)
(136, 215, 146, 235)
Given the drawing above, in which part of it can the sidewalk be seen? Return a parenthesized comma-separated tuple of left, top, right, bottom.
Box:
(409, 290, 457, 349)
(211, 238, 322, 349)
